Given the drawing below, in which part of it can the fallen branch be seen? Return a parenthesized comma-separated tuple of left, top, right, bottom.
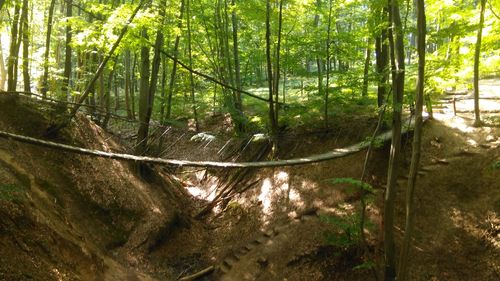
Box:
(0, 117, 425, 169)
(177, 266, 214, 281)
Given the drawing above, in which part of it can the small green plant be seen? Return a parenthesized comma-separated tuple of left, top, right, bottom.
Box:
(321, 178, 375, 249)
(320, 212, 363, 248)
(492, 161, 500, 170)
(0, 184, 27, 202)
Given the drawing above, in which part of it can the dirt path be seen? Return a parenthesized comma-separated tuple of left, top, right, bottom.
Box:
(201, 80, 500, 281)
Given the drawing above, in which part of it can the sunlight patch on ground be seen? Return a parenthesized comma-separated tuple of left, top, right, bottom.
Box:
(257, 171, 305, 217)
(435, 114, 476, 133)
(186, 184, 217, 201)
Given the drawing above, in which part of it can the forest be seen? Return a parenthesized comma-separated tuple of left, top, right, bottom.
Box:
(0, 0, 499, 280)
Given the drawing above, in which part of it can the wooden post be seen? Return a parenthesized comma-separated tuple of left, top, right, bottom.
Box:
(452, 97, 457, 116)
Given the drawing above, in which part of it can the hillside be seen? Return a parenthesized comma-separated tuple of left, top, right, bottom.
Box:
(0, 94, 191, 280)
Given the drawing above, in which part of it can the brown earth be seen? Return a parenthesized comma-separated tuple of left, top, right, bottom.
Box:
(0, 82, 499, 281)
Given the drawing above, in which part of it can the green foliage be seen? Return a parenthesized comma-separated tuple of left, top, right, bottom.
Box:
(327, 178, 374, 194)
(321, 213, 363, 248)
(0, 184, 27, 202)
(353, 260, 376, 271)
(492, 161, 500, 170)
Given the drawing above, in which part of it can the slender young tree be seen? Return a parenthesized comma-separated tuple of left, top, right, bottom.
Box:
(362, 39, 372, 97)
(473, 0, 486, 127)
(124, 49, 134, 119)
(325, 0, 333, 128)
(186, 0, 199, 131)
(231, 0, 244, 132)
(7, 2, 21, 92)
(165, 0, 185, 121)
(273, 0, 283, 124)
(41, 0, 56, 96)
(0, 38, 6, 90)
(21, 0, 30, 93)
(384, 0, 406, 279)
(266, 0, 278, 151)
(398, 0, 426, 279)
(135, 28, 151, 157)
(63, 0, 73, 100)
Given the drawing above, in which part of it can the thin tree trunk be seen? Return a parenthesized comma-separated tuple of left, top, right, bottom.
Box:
(48, 0, 145, 134)
(131, 52, 137, 119)
(315, 0, 323, 97)
(266, 0, 277, 145)
(7, 3, 21, 92)
(0, 38, 6, 90)
(362, 39, 371, 97)
(397, 0, 425, 279)
(63, 0, 73, 101)
(473, 0, 486, 127)
(187, 0, 199, 131)
(41, 0, 56, 97)
(21, 0, 30, 93)
(231, 0, 244, 132)
(375, 10, 389, 108)
(384, 0, 405, 279)
(273, 1, 283, 125)
(135, 28, 151, 157)
(325, 0, 333, 128)
(159, 55, 168, 123)
(124, 49, 133, 119)
(166, 0, 186, 120)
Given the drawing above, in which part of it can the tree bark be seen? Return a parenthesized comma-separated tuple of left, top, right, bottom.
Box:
(63, 0, 73, 101)
(397, 0, 425, 279)
(187, 0, 199, 131)
(384, 0, 405, 279)
(21, 0, 30, 93)
(473, 0, 486, 127)
(231, 0, 244, 133)
(362, 39, 372, 97)
(273, 1, 283, 124)
(124, 49, 133, 119)
(325, 0, 333, 128)
(41, 0, 56, 97)
(375, 10, 389, 108)
(165, 0, 185, 121)
(7, 3, 21, 92)
(266, 0, 277, 147)
(135, 28, 151, 157)
(0, 38, 6, 90)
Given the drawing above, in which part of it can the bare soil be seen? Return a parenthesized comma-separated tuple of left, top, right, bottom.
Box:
(0, 80, 499, 281)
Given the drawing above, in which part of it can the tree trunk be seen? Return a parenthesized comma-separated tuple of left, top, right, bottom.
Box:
(362, 39, 372, 97)
(266, 0, 277, 146)
(41, 0, 56, 97)
(397, 0, 425, 279)
(375, 10, 389, 108)
(473, 0, 486, 127)
(325, 0, 333, 128)
(124, 49, 133, 119)
(231, 0, 244, 133)
(166, 0, 185, 121)
(21, 0, 30, 93)
(135, 28, 151, 157)
(187, 0, 199, 131)
(7, 3, 21, 92)
(0, 38, 6, 90)
(384, 0, 405, 279)
(63, 0, 73, 101)
(159, 55, 168, 124)
(273, 1, 283, 125)
(131, 52, 137, 119)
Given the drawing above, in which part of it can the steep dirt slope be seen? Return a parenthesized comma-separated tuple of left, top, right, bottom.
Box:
(0, 94, 190, 280)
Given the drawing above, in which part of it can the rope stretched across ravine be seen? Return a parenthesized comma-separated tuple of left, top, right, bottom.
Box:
(0, 117, 421, 169)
